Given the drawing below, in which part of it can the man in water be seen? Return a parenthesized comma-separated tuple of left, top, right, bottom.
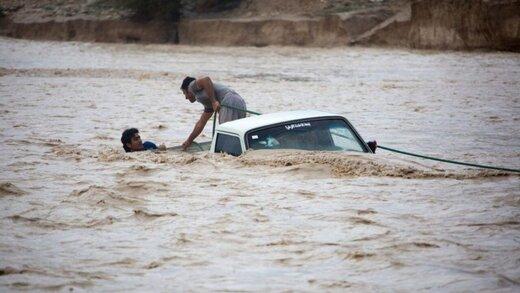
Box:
(180, 76, 247, 150)
(121, 128, 160, 152)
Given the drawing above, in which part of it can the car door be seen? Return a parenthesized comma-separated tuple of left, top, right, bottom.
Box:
(214, 132, 243, 156)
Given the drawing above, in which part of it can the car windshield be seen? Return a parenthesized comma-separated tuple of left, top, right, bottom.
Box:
(247, 119, 366, 152)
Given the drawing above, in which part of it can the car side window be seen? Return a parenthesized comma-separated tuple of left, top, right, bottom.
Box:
(215, 133, 242, 156)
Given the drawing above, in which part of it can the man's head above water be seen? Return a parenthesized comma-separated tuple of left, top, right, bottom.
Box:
(121, 128, 143, 152)
(181, 76, 196, 103)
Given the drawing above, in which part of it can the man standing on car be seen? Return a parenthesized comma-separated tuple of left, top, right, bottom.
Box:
(180, 76, 247, 150)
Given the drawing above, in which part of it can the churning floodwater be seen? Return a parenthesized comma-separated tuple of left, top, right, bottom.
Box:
(0, 37, 519, 291)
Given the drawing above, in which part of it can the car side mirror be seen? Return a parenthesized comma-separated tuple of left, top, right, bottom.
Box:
(367, 140, 377, 153)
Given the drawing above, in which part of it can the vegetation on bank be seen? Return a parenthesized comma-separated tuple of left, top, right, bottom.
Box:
(115, 0, 243, 22)
(117, 0, 182, 21)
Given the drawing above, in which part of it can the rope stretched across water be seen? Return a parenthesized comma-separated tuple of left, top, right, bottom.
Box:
(216, 104, 520, 173)
(221, 104, 262, 115)
(377, 145, 520, 173)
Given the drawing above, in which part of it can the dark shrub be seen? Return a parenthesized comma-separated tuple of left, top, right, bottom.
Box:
(195, 0, 242, 13)
(119, 0, 182, 22)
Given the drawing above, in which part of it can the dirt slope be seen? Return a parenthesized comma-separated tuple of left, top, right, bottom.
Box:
(409, 0, 520, 51)
(0, 0, 519, 51)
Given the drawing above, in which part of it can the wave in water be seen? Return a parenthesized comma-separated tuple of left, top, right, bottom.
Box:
(52, 144, 516, 179)
(238, 150, 514, 179)
(0, 182, 26, 197)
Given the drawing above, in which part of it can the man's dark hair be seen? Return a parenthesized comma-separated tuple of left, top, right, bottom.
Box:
(121, 128, 139, 152)
(181, 76, 196, 91)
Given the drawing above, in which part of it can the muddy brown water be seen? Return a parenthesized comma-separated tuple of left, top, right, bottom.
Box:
(0, 37, 519, 291)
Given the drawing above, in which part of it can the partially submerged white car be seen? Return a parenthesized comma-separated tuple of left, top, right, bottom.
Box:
(192, 110, 374, 156)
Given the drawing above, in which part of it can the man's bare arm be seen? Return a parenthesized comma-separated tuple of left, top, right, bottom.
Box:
(182, 111, 213, 150)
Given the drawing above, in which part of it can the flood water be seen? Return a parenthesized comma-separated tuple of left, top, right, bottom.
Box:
(0, 37, 519, 291)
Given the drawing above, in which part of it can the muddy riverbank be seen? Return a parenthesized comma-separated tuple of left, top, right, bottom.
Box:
(1, 0, 519, 51)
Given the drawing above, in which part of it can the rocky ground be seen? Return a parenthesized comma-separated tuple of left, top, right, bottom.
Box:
(0, 0, 128, 22)
(183, 0, 409, 18)
(0, 0, 519, 51)
(0, 0, 408, 21)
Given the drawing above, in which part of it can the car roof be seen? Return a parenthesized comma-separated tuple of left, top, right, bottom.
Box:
(216, 110, 341, 136)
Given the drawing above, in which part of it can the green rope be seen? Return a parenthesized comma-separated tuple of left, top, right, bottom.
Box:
(218, 104, 519, 173)
(212, 112, 217, 138)
(220, 104, 262, 116)
(210, 104, 259, 138)
(378, 145, 520, 173)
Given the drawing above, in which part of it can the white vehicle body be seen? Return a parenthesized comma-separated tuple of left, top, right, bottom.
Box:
(209, 110, 373, 156)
